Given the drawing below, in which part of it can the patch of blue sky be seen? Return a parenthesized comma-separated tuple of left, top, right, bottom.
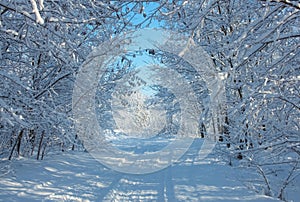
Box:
(121, 1, 165, 29)
(122, 28, 171, 97)
(101, 2, 172, 98)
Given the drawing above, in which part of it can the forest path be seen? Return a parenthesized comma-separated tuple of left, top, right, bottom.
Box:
(0, 141, 279, 202)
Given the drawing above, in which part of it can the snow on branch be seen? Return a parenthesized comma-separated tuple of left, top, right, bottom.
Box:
(38, 0, 44, 10)
(261, 0, 300, 10)
(30, 0, 44, 25)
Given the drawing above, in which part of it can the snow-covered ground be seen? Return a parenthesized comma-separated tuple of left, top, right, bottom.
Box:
(0, 139, 288, 201)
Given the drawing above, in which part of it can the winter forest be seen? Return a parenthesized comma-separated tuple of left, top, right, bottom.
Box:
(0, 0, 299, 201)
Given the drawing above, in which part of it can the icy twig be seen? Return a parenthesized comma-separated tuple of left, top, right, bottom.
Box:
(30, 0, 44, 25)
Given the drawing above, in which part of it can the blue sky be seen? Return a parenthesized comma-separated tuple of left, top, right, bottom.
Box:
(124, 2, 164, 29)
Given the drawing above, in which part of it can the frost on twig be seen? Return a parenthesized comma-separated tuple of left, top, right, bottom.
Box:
(30, 0, 44, 25)
(38, 0, 44, 10)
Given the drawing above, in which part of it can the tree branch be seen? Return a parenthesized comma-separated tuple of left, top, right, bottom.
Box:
(260, 0, 300, 10)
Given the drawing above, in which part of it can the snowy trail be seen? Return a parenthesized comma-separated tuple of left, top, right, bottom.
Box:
(0, 142, 279, 202)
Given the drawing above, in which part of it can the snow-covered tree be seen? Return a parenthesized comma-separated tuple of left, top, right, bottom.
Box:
(158, 0, 299, 200)
(0, 0, 160, 159)
(1, 0, 299, 200)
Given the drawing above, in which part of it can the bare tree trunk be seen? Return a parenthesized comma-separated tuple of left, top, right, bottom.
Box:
(72, 134, 77, 151)
(29, 129, 36, 156)
(36, 131, 44, 160)
(41, 143, 47, 160)
(16, 130, 23, 156)
(8, 129, 24, 160)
